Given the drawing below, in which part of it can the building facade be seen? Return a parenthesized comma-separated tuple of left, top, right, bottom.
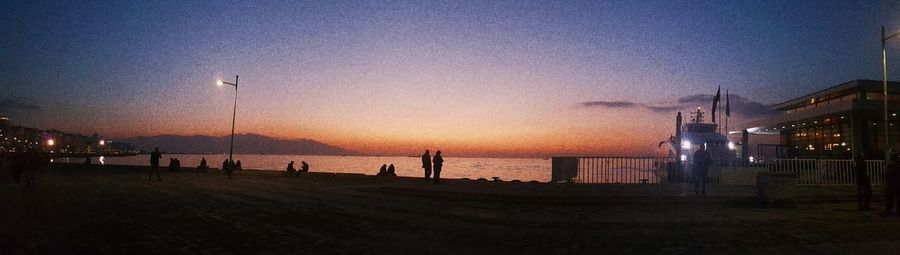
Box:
(747, 80, 900, 159)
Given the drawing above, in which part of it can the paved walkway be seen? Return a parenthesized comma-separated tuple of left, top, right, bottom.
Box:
(2, 164, 900, 254)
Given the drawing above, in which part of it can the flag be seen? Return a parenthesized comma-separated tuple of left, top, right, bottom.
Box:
(711, 86, 721, 123)
(726, 89, 731, 117)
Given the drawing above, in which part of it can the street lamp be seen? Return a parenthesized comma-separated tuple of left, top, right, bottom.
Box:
(882, 26, 900, 160)
(216, 76, 239, 165)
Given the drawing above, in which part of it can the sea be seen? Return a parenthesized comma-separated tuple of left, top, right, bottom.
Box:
(54, 154, 552, 182)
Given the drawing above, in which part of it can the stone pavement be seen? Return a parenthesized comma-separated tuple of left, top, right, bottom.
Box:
(2, 164, 900, 254)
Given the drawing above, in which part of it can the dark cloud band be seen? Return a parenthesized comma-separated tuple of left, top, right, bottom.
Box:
(580, 93, 774, 118)
(0, 98, 41, 112)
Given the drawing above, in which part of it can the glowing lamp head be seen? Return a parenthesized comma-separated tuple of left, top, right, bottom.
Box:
(46, 139, 55, 146)
(216, 80, 224, 86)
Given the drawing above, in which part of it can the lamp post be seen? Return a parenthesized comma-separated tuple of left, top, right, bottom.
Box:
(883, 26, 900, 160)
(216, 75, 239, 163)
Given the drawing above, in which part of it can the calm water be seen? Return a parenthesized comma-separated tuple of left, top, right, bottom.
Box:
(56, 154, 552, 182)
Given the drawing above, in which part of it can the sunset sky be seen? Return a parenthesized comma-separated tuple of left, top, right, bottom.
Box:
(3, 0, 900, 156)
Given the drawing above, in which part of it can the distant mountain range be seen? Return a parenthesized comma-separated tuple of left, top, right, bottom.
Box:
(118, 133, 355, 155)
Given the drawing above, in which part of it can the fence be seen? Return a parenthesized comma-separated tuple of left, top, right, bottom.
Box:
(551, 157, 886, 186)
(552, 157, 673, 184)
(767, 159, 884, 185)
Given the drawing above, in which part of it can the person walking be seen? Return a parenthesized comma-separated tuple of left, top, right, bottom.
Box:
(432, 151, 444, 185)
(422, 150, 432, 183)
(856, 153, 873, 210)
(149, 147, 162, 181)
(692, 145, 712, 196)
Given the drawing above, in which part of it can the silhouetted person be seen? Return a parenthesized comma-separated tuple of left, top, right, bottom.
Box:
(387, 164, 397, 177)
(300, 161, 309, 173)
(172, 158, 182, 172)
(377, 164, 388, 177)
(149, 147, 162, 181)
(433, 151, 444, 184)
(856, 153, 872, 210)
(422, 150, 432, 183)
(235, 160, 242, 170)
(693, 146, 712, 196)
(198, 158, 208, 172)
(222, 159, 229, 171)
(884, 153, 900, 217)
(287, 161, 296, 176)
(13, 149, 39, 189)
(665, 161, 677, 183)
(226, 159, 235, 179)
(26, 150, 45, 188)
(11, 151, 26, 188)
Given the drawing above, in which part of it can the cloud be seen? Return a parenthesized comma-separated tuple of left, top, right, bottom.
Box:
(643, 105, 684, 113)
(580, 101, 638, 108)
(0, 98, 41, 112)
(580, 100, 680, 113)
(580, 93, 774, 117)
(676, 93, 774, 118)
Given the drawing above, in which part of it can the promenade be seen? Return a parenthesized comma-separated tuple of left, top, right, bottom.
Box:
(3, 164, 900, 254)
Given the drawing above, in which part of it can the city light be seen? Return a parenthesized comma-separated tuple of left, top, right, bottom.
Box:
(727, 142, 735, 150)
(749, 156, 755, 163)
(46, 139, 54, 146)
(680, 155, 687, 161)
(99, 140, 106, 146)
(681, 140, 691, 149)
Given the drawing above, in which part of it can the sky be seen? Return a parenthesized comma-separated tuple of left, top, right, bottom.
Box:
(3, 0, 900, 157)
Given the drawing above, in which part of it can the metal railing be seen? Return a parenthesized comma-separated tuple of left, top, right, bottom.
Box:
(552, 156, 886, 185)
(552, 157, 673, 184)
(768, 159, 884, 185)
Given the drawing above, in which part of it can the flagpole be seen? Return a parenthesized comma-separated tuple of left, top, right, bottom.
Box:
(712, 86, 721, 133)
(720, 100, 724, 134)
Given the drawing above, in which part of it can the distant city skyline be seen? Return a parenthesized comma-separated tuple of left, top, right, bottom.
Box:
(3, 1, 900, 156)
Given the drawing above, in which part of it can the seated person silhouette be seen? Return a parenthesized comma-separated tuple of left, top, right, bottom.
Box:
(287, 161, 296, 176)
(300, 161, 309, 174)
(198, 158, 208, 172)
(377, 164, 387, 176)
(387, 164, 397, 177)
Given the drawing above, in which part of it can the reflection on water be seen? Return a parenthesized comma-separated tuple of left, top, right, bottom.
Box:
(99, 156, 105, 165)
(55, 154, 551, 182)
